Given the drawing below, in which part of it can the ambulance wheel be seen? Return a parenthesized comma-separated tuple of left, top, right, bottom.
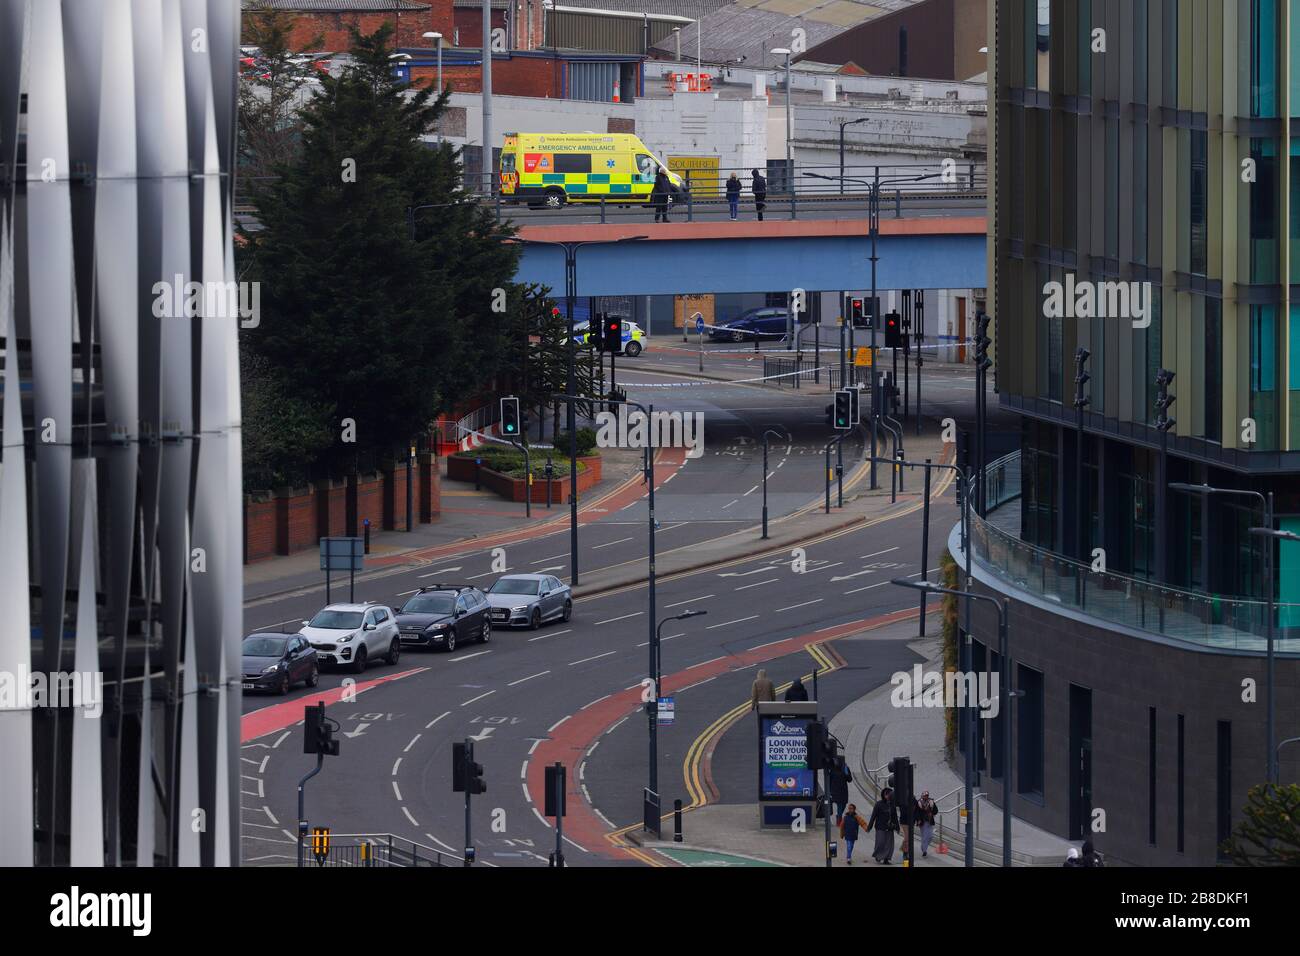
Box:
(544, 189, 566, 209)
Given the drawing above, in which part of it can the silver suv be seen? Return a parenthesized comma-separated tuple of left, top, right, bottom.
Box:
(300, 602, 401, 674)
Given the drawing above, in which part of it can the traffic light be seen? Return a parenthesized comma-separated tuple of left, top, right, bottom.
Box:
(849, 386, 861, 425)
(806, 719, 829, 772)
(453, 740, 487, 795)
(500, 396, 521, 438)
(849, 296, 864, 327)
(1155, 368, 1176, 433)
(544, 763, 567, 818)
(303, 702, 339, 756)
(1074, 347, 1091, 410)
(604, 315, 624, 354)
(884, 311, 902, 349)
(833, 389, 852, 430)
(974, 310, 992, 372)
(886, 756, 913, 806)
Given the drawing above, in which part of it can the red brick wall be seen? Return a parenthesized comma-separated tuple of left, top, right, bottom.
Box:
(447, 454, 601, 502)
(244, 5, 453, 53)
(355, 473, 384, 535)
(275, 487, 317, 556)
(452, 8, 505, 48)
(419, 453, 441, 522)
(316, 479, 347, 537)
(245, 497, 276, 563)
(383, 461, 412, 531)
(412, 54, 559, 96)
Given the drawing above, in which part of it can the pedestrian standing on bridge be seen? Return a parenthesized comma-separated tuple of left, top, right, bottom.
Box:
(751, 168, 767, 221)
(867, 787, 899, 863)
(652, 168, 671, 223)
(750, 669, 775, 709)
(726, 172, 741, 220)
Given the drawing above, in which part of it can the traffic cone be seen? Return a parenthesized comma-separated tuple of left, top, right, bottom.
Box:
(613, 78, 620, 103)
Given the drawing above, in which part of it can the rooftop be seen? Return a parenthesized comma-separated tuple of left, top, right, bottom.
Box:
(243, 0, 432, 10)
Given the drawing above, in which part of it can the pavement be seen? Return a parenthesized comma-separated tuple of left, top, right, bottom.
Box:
(626, 612, 1076, 868)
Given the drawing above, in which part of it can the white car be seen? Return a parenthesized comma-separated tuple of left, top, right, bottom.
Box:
(300, 602, 401, 674)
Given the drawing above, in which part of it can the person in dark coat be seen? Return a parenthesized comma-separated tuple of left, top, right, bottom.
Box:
(784, 676, 809, 702)
(726, 172, 741, 219)
(828, 759, 851, 824)
(652, 169, 670, 222)
(839, 803, 868, 865)
(751, 168, 767, 221)
(866, 787, 899, 863)
(1080, 840, 1105, 867)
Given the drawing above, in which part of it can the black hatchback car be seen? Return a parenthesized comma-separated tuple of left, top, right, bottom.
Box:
(394, 585, 491, 652)
(241, 633, 319, 695)
(706, 307, 790, 343)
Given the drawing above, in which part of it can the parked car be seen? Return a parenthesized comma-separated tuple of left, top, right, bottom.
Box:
(485, 574, 572, 629)
(241, 633, 319, 695)
(394, 585, 491, 652)
(571, 319, 645, 356)
(706, 307, 790, 343)
(300, 602, 401, 674)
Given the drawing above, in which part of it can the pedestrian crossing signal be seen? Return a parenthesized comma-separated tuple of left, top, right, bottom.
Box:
(833, 389, 852, 431)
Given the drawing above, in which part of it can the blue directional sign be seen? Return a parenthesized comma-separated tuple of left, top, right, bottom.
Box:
(694, 315, 705, 335)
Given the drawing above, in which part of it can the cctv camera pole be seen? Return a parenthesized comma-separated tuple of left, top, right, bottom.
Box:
(868, 169, 880, 490)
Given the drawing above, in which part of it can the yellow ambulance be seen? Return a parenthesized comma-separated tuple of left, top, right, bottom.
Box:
(498, 132, 685, 209)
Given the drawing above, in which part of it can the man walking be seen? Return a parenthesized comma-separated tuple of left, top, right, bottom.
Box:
(867, 787, 899, 863)
(751, 168, 767, 221)
(750, 669, 775, 709)
(915, 791, 939, 858)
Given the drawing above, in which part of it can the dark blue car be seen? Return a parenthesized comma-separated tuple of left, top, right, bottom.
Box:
(241, 633, 319, 695)
(707, 307, 791, 343)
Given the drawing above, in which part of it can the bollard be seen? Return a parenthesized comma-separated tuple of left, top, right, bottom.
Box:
(363, 518, 371, 555)
(673, 799, 683, 842)
(475, 457, 482, 491)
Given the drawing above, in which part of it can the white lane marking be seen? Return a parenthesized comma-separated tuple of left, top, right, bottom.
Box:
(748, 638, 788, 651)
(242, 821, 280, 830)
(579, 763, 586, 781)
(844, 582, 889, 594)
(240, 757, 259, 766)
(419, 566, 463, 577)
(449, 650, 492, 662)
(690, 656, 725, 668)
(528, 627, 571, 643)
(392, 758, 402, 776)
(594, 808, 615, 827)
(679, 676, 717, 692)
(426, 833, 462, 856)
(530, 553, 570, 564)
(520, 761, 528, 780)
(734, 577, 779, 591)
(721, 498, 739, 509)
(461, 690, 496, 707)
(259, 756, 270, 774)
(861, 547, 901, 559)
(777, 459, 786, 467)
(606, 716, 629, 734)
(592, 536, 634, 550)
(426, 710, 451, 729)
(594, 612, 643, 626)
(392, 781, 403, 801)
(776, 598, 823, 612)
(404, 734, 421, 752)
(582, 694, 611, 709)
(742, 485, 759, 496)
(263, 806, 279, 825)
(564, 836, 589, 853)
(467, 568, 511, 580)
(802, 561, 845, 573)
(528, 739, 541, 755)
(570, 651, 616, 666)
(548, 715, 571, 732)
(532, 807, 549, 827)
(402, 806, 420, 827)
(508, 670, 550, 687)
(586, 739, 601, 756)
(663, 472, 677, 483)
(817, 619, 866, 632)
(272, 731, 291, 749)
(523, 783, 534, 804)
(665, 595, 713, 608)
(397, 588, 419, 596)
(706, 615, 759, 629)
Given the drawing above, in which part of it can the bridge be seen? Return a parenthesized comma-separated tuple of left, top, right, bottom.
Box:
(511, 215, 988, 297)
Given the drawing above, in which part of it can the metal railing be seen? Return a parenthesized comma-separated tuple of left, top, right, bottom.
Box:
(968, 452, 1300, 652)
(302, 833, 460, 868)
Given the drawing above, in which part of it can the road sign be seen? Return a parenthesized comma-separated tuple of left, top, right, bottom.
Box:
(320, 536, 364, 572)
(694, 314, 704, 335)
(854, 347, 873, 367)
(657, 696, 675, 725)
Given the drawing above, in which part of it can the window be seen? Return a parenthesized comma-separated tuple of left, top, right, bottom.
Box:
(636, 154, 656, 180)
(374, 608, 389, 623)
(1216, 721, 1232, 861)
(553, 153, 592, 175)
(456, 596, 469, 615)
(1148, 707, 1157, 846)
(1251, 0, 1280, 117)
(1017, 665, 1044, 797)
(1250, 139, 1280, 282)
(1205, 298, 1222, 443)
(1250, 305, 1279, 449)
(1190, 130, 1208, 275)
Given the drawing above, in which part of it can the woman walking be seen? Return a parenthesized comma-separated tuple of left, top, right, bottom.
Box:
(866, 787, 900, 863)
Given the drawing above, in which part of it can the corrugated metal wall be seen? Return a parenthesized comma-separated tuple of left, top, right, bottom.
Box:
(546, 10, 682, 54)
(567, 59, 619, 102)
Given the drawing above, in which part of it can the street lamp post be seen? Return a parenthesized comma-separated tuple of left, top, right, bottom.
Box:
(1170, 482, 1285, 783)
(893, 577, 1011, 866)
(761, 428, 787, 539)
(770, 48, 793, 192)
(423, 32, 444, 143)
(481, 0, 493, 195)
(837, 117, 869, 196)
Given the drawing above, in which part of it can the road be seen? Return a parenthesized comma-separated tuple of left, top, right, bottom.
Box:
(239, 355, 984, 866)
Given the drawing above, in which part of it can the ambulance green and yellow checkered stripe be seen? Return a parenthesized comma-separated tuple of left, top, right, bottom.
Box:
(518, 171, 650, 196)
